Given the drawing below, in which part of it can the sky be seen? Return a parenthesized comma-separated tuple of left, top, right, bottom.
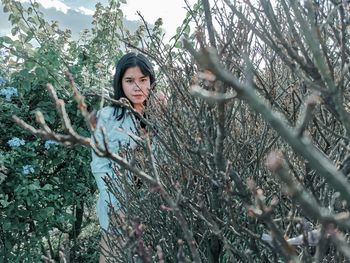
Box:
(0, 0, 196, 41)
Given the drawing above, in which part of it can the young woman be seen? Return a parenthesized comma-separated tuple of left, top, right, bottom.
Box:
(90, 52, 155, 262)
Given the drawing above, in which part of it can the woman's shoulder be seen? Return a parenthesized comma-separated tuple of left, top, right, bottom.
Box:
(97, 106, 134, 124)
(97, 106, 121, 120)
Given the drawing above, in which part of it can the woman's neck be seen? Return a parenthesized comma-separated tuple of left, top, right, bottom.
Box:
(134, 104, 144, 114)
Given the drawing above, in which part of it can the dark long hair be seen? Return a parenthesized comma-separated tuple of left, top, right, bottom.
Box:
(112, 52, 155, 120)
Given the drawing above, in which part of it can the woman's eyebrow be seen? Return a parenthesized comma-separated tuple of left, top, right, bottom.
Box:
(123, 74, 148, 80)
(125, 77, 148, 80)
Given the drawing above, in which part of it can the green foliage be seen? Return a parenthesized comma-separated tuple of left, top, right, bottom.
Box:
(0, 0, 127, 261)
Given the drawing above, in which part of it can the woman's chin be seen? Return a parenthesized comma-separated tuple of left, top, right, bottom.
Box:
(131, 99, 145, 105)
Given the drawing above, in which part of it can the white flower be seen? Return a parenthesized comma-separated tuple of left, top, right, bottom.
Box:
(0, 87, 18, 101)
(7, 137, 25, 147)
(22, 165, 35, 175)
(44, 140, 59, 150)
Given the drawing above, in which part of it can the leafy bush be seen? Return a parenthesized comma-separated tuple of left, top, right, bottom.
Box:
(0, 0, 127, 261)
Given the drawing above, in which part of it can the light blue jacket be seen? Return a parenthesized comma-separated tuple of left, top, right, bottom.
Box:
(90, 106, 138, 230)
(90, 106, 138, 174)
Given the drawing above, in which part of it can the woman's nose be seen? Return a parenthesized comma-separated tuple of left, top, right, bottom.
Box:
(133, 81, 142, 90)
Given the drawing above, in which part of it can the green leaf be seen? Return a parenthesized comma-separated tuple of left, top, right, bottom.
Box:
(43, 206, 55, 217)
(5, 239, 12, 249)
(9, 13, 20, 25)
(22, 80, 31, 92)
(11, 26, 19, 36)
(184, 25, 190, 36)
(24, 60, 36, 71)
(42, 184, 53, 191)
(3, 5, 9, 13)
(28, 16, 40, 26)
(35, 67, 48, 79)
(175, 41, 182, 49)
(0, 36, 13, 44)
(0, 197, 10, 208)
(3, 220, 12, 231)
(18, 21, 29, 33)
(28, 183, 40, 191)
(24, 31, 34, 43)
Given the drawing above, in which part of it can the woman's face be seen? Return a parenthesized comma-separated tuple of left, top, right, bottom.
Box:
(122, 66, 151, 113)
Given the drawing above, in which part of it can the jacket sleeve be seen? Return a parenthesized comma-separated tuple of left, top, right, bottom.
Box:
(93, 109, 108, 151)
(90, 108, 114, 174)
